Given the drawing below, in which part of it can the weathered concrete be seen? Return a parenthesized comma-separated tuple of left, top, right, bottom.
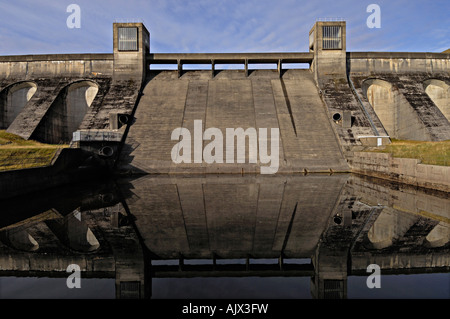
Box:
(341, 174, 448, 277)
(310, 22, 450, 157)
(310, 21, 347, 83)
(113, 23, 150, 83)
(348, 174, 449, 225)
(353, 74, 450, 142)
(0, 23, 147, 145)
(350, 151, 450, 192)
(118, 174, 349, 259)
(0, 54, 114, 78)
(424, 79, 450, 121)
(319, 74, 389, 152)
(347, 52, 450, 74)
(118, 69, 349, 174)
(0, 180, 146, 298)
(0, 20, 448, 185)
(0, 81, 36, 129)
(5, 77, 111, 142)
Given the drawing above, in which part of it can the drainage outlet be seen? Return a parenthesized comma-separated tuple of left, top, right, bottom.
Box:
(332, 113, 342, 122)
(99, 146, 114, 157)
(118, 114, 130, 125)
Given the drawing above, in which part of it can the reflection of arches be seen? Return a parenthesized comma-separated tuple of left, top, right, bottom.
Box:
(425, 222, 450, 248)
(362, 79, 432, 141)
(0, 229, 39, 252)
(366, 207, 417, 250)
(0, 81, 37, 129)
(423, 79, 450, 121)
(45, 210, 100, 252)
(31, 80, 98, 144)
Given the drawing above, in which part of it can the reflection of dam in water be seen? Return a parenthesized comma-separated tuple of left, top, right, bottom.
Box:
(122, 174, 349, 259)
(0, 174, 448, 299)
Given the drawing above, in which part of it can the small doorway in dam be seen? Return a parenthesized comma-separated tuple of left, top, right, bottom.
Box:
(0, 81, 37, 129)
(31, 80, 99, 144)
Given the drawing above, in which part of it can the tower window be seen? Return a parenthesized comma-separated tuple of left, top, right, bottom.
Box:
(118, 27, 138, 51)
(322, 26, 342, 49)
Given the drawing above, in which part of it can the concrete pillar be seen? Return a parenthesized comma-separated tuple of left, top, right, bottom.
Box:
(310, 197, 354, 299)
(309, 21, 347, 84)
(110, 227, 146, 299)
(311, 243, 349, 299)
(177, 59, 182, 78)
(277, 59, 282, 77)
(342, 110, 352, 128)
(244, 59, 249, 77)
(113, 22, 150, 83)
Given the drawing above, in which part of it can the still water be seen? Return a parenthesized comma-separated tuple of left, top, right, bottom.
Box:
(0, 174, 448, 299)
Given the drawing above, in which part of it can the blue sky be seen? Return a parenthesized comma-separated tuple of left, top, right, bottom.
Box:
(0, 0, 449, 55)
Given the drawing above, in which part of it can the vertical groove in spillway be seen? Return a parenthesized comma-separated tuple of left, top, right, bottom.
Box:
(280, 77, 297, 136)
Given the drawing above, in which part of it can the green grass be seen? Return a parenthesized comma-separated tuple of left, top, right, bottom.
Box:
(0, 130, 67, 171)
(367, 139, 450, 166)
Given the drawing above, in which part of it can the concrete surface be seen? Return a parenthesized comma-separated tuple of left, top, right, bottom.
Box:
(118, 69, 349, 174)
(351, 151, 450, 192)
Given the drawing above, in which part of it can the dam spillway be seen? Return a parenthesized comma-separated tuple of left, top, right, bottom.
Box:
(118, 68, 349, 174)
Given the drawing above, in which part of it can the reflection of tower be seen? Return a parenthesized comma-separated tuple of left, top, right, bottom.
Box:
(106, 200, 149, 299)
(311, 240, 349, 299)
(310, 198, 353, 299)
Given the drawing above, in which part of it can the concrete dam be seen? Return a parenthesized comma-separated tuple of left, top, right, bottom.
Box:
(0, 21, 449, 178)
(121, 68, 348, 174)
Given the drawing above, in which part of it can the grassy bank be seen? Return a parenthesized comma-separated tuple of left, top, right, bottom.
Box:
(367, 139, 450, 166)
(0, 130, 68, 171)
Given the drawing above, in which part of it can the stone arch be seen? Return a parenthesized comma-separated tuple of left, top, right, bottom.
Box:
(362, 78, 432, 141)
(0, 81, 37, 129)
(31, 80, 99, 144)
(424, 222, 450, 248)
(423, 79, 450, 121)
(365, 207, 417, 250)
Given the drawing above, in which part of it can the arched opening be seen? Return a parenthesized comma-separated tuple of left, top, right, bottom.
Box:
(45, 211, 100, 252)
(424, 222, 449, 248)
(0, 229, 39, 252)
(362, 79, 432, 141)
(423, 79, 450, 121)
(0, 81, 37, 129)
(66, 81, 98, 137)
(366, 207, 417, 250)
(31, 80, 98, 144)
